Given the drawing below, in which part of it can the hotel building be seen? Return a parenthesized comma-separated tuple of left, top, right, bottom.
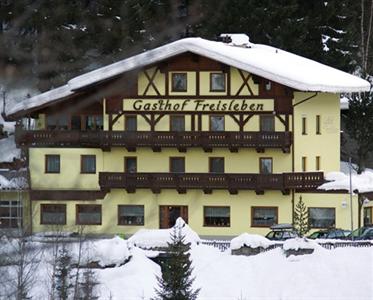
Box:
(6, 35, 370, 237)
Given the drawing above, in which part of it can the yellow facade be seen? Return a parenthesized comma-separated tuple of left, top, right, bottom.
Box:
(26, 62, 358, 238)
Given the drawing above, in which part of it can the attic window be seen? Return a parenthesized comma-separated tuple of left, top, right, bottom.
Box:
(265, 81, 272, 91)
(172, 73, 187, 92)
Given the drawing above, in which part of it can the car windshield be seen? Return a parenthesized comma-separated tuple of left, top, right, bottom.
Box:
(266, 231, 275, 239)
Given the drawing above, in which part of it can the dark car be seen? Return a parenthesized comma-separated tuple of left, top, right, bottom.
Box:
(265, 224, 299, 241)
(307, 228, 348, 240)
(349, 225, 373, 240)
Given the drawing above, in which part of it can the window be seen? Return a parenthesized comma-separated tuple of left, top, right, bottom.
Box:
(302, 157, 307, 172)
(316, 115, 321, 135)
(210, 115, 224, 131)
(46, 114, 68, 130)
(210, 73, 226, 91)
(251, 207, 278, 227)
(260, 158, 272, 174)
(45, 155, 60, 173)
(170, 157, 185, 173)
(118, 205, 144, 225)
(0, 200, 22, 228)
(209, 157, 224, 173)
(170, 115, 185, 131)
(308, 208, 335, 228)
(76, 205, 101, 225)
(125, 115, 137, 131)
(41, 204, 66, 225)
(81, 155, 96, 174)
(260, 115, 275, 132)
(125, 157, 137, 173)
(204, 206, 230, 227)
(302, 117, 307, 135)
(363, 207, 372, 226)
(71, 116, 82, 130)
(265, 81, 272, 91)
(172, 73, 187, 92)
(316, 156, 321, 171)
(86, 115, 103, 131)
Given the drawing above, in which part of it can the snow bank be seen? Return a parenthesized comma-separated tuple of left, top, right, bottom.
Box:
(128, 217, 200, 249)
(230, 233, 274, 250)
(0, 136, 20, 163)
(283, 238, 321, 251)
(319, 171, 373, 193)
(71, 236, 131, 267)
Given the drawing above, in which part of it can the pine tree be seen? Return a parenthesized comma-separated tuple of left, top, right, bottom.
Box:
(294, 196, 309, 237)
(54, 245, 73, 300)
(153, 226, 200, 300)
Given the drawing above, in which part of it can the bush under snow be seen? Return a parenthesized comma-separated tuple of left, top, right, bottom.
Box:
(128, 217, 200, 249)
(283, 238, 321, 251)
(230, 233, 274, 250)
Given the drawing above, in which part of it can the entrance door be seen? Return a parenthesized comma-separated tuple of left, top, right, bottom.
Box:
(159, 205, 188, 229)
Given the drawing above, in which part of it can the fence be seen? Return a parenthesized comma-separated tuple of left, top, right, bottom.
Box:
(201, 239, 373, 253)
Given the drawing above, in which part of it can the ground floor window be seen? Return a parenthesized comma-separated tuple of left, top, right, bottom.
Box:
(251, 206, 278, 227)
(308, 207, 335, 228)
(76, 205, 102, 225)
(118, 205, 144, 225)
(41, 204, 66, 225)
(364, 207, 372, 226)
(204, 206, 230, 227)
(0, 200, 22, 228)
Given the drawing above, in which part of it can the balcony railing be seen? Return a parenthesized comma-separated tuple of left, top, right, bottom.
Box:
(15, 128, 292, 152)
(99, 172, 324, 194)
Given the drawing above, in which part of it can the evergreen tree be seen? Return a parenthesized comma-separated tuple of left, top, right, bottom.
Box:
(154, 226, 200, 300)
(294, 196, 309, 237)
(54, 245, 73, 300)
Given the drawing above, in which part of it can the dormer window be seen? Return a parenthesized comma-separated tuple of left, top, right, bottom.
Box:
(210, 73, 226, 92)
(172, 73, 187, 92)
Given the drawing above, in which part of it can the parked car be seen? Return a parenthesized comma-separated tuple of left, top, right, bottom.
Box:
(348, 225, 373, 240)
(265, 224, 299, 241)
(356, 227, 373, 240)
(307, 228, 348, 240)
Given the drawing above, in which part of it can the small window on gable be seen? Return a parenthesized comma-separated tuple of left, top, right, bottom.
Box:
(302, 117, 307, 135)
(170, 115, 185, 131)
(125, 115, 137, 131)
(210, 116, 224, 131)
(260, 115, 275, 131)
(210, 73, 226, 92)
(172, 73, 187, 92)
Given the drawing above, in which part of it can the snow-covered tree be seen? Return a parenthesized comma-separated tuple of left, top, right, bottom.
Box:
(153, 226, 200, 300)
(294, 196, 309, 237)
(54, 245, 74, 300)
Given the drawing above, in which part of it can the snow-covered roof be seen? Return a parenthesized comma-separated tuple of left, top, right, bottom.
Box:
(0, 170, 28, 190)
(318, 171, 373, 194)
(6, 36, 370, 117)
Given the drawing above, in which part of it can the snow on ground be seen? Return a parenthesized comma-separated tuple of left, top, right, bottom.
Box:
(230, 233, 275, 250)
(283, 237, 321, 250)
(1, 233, 372, 299)
(128, 217, 201, 248)
(319, 170, 373, 193)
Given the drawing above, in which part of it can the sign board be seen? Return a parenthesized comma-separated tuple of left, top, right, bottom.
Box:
(122, 99, 274, 112)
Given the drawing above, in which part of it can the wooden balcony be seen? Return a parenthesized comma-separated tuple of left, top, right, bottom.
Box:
(15, 128, 292, 152)
(99, 172, 324, 194)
